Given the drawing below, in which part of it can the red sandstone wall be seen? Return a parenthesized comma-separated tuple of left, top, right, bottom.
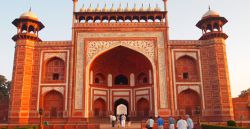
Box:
(0, 96, 9, 123)
(200, 39, 234, 121)
(233, 93, 250, 121)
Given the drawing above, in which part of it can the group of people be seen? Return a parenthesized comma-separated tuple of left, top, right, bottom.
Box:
(145, 115, 194, 129)
(110, 114, 129, 128)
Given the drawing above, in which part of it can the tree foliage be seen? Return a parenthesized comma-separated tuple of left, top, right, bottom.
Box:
(239, 87, 250, 97)
(0, 75, 11, 97)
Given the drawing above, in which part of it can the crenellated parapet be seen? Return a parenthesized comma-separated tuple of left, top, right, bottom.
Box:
(74, 4, 166, 23)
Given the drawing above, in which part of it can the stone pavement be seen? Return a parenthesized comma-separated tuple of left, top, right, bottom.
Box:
(100, 122, 141, 129)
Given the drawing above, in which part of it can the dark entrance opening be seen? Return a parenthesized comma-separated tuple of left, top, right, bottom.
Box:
(114, 75, 128, 85)
(114, 99, 129, 115)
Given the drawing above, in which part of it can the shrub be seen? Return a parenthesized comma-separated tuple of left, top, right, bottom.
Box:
(227, 120, 237, 127)
(13, 126, 38, 129)
(201, 124, 246, 129)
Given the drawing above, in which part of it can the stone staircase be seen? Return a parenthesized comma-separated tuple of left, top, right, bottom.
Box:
(100, 123, 141, 129)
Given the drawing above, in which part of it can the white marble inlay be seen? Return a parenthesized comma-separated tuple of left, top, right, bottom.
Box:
(44, 52, 66, 61)
(177, 85, 200, 94)
(136, 90, 149, 95)
(42, 87, 64, 95)
(175, 52, 197, 60)
(94, 90, 107, 95)
(113, 91, 130, 96)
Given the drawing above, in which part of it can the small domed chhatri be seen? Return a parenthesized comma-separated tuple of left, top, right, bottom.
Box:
(117, 3, 123, 12)
(110, 4, 116, 12)
(147, 4, 154, 11)
(20, 8, 39, 21)
(95, 4, 101, 12)
(79, 4, 86, 12)
(87, 4, 94, 12)
(132, 3, 139, 12)
(102, 4, 109, 12)
(124, 3, 131, 12)
(154, 4, 161, 11)
(140, 3, 146, 11)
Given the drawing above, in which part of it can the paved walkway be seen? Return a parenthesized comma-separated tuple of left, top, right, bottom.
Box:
(100, 122, 141, 129)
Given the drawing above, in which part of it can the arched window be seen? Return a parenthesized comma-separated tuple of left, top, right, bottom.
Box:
(137, 72, 148, 84)
(114, 75, 128, 85)
(213, 23, 220, 31)
(175, 56, 199, 81)
(44, 57, 65, 82)
(28, 25, 35, 34)
(21, 24, 27, 33)
(94, 73, 105, 84)
(206, 24, 212, 32)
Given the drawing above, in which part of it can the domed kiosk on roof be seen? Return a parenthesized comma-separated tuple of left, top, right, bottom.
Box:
(196, 8, 228, 40)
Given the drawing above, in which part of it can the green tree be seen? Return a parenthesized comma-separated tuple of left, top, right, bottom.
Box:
(0, 75, 11, 97)
(239, 87, 250, 97)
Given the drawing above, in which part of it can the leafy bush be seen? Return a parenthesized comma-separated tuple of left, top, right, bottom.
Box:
(227, 120, 237, 127)
(13, 126, 37, 129)
(201, 124, 246, 129)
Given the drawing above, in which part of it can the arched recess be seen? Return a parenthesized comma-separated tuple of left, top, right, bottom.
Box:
(43, 57, 65, 82)
(93, 98, 107, 117)
(137, 72, 148, 85)
(136, 98, 150, 117)
(178, 89, 201, 116)
(114, 99, 129, 115)
(94, 73, 105, 84)
(43, 90, 64, 118)
(175, 55, 199, 81)
(85, 44, 157, 117)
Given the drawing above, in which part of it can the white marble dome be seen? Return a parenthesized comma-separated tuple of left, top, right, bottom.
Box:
(202, 10, 220, 18)
(20, 9, 38, 20)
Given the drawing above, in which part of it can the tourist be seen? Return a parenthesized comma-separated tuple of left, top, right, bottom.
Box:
(157, 116, 164, 129)
(168, 115, 175, 129)
(186, 115, 194, 129)
(146, 116, 154, 129)
(121, 114, 126, 128)
(177, 116, 188, 129)
(111, 115, 116, 127)
(117, 115, 121, 128)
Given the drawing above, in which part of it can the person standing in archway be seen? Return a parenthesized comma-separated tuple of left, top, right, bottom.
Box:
(177, 116, 188, 129)
(121, 114, 126, 128)
(186, 115, 194, 129)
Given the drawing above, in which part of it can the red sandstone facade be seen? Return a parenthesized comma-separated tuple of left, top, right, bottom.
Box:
(8, 0, 237, 124)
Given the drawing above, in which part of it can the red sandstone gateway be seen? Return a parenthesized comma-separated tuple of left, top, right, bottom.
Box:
(7, 0, 238, 125)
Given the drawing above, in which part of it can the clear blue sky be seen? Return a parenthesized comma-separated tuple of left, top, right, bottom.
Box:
(0, 0, 249, 97)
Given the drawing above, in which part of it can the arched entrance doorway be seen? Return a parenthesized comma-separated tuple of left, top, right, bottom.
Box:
(136, 98, 150, 117)
(114, 99, 129, 116)
(178, 89, 200, 115)
(93, 98, 107, 117)
(43, 90, 63, 118)
(89, 46, 154, 117)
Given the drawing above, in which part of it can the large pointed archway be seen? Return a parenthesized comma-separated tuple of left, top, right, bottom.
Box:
(88, 46, 154, 117)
